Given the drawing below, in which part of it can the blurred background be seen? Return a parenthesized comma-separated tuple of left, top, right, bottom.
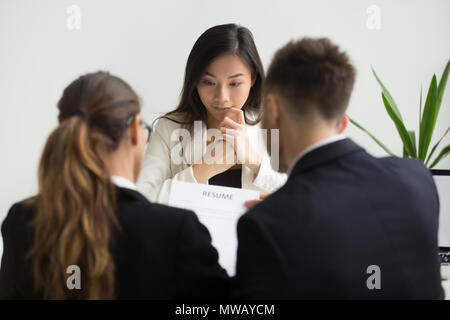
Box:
(1, 0, 449, 257)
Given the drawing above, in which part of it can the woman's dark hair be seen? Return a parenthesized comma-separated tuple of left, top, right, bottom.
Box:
(27, 71, 140, 299)
(161, 23, 265, 129)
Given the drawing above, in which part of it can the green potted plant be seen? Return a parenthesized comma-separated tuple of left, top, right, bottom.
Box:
(351, 60, 450, 168)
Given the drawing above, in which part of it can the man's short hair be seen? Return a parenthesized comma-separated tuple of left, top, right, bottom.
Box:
(264, 37, 356, 120)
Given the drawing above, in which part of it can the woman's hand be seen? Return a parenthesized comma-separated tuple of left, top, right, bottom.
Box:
(219, 108, 262, 175)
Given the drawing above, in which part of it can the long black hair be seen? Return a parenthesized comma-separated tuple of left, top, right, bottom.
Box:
(161, 23, 265, 130)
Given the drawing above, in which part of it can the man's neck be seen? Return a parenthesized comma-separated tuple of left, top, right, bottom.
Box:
(283, 126, 343, 171)
(286, 133, 346, 174)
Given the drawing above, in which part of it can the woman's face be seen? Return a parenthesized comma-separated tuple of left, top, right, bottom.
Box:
(196, 54, 254, 126)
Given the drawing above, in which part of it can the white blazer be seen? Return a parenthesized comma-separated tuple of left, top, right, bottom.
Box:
(137, 114, 287, 204)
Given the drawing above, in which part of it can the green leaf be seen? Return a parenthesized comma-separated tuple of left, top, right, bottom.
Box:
(418, 75, 438, 161)
(425, 126, 450, 166)
(436, 60, 450, 113)
(381, 93, 417, 157)
(419, 85, 423, 128)
(404, 131, 416, 157)
(372, 67, 404, 121)
(349, 117, 396, 156)
(429, 144, 450, 169)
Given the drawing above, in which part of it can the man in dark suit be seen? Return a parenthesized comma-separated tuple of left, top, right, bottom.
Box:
(232, 38, 443, 299)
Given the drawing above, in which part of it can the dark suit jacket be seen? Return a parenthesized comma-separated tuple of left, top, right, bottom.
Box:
(232, 138, 443, 299)
(0, 187, 229, 299)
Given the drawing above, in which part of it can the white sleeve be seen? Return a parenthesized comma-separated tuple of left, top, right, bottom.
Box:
(246, 124, 287, 193)
(250, 155, 287, 193)
(136, 119, 197, 205)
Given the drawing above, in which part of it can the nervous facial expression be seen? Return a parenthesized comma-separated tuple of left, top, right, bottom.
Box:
(197, 54, 254, 125)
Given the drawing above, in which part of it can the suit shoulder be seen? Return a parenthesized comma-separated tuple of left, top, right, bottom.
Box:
(242, 183, 301, 222)
(1, 197, 37, 238)
(379, 156, 431, 176)
(3, 197, 36, 223)
(144, 201, 195, 221)
(379, 155, 420, 166)
(116, 189, 196, 230)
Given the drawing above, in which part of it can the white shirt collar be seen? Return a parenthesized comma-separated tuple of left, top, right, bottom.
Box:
(287, 134, 347, 175)
(111, 175, 137, 191)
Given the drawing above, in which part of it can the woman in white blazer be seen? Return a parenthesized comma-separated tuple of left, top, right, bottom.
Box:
(137, 24, 286, 204)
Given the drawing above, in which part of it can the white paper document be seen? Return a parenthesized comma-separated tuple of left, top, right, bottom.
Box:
(168, 181, 260, 276)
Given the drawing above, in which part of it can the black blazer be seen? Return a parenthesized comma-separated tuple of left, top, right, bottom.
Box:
(232, 138, 443, 299)
(0, 187, 229, 299)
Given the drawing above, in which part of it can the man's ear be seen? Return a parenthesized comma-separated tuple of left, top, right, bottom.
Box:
(338, 114, 349, 133)
(264, 94, 280, 129)
(129, 114, 141, 145)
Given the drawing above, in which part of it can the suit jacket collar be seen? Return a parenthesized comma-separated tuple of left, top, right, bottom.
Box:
(288, 138, 364, 179)
(116, 186, 150, 204)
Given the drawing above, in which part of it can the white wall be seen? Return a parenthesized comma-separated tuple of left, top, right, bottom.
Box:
(1, 0, 449, 257)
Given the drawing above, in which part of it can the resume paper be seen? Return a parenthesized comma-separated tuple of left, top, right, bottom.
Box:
(168, 181, 260, 276)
